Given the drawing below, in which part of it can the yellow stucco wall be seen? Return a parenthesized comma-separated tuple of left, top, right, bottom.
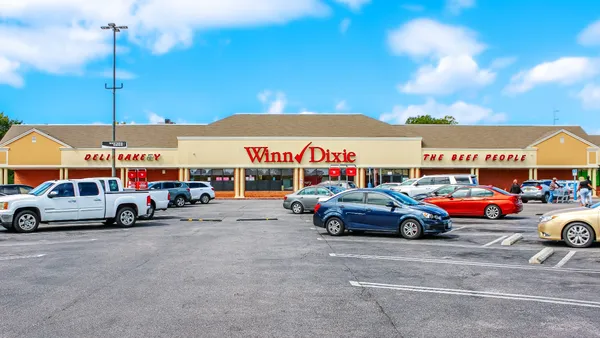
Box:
(177, 138, 422, 168)
(421, 149, 536, 168)
(535, 132, 589, 166)
(61, 149, 179, 168)
(7, 132, 63, 165)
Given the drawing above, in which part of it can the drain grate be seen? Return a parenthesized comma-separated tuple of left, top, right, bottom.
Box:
(179, 218, 222, 222)
(236, 218, 278, 222)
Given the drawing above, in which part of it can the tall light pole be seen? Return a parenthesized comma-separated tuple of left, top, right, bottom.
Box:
(553, 108, 559, 125)
(101, 23, 128, 177)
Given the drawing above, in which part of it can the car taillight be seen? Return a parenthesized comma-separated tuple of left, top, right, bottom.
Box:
(147, 195, 151, 206)
(314, 203, 321, 213)
(537, 186, 543, 190)
(168, 193, 171, 200)
(211, 187, 215, 191)
(283, 196, 288, 201)
(187, 188, 190, 192)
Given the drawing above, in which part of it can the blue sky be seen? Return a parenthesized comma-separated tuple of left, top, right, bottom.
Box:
(1, 0, 600, 133)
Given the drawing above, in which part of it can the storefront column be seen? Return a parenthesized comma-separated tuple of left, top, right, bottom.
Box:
(474, 168, 479, 177)
(178, 168, 183, 181)
(358, 168, 366, 188)
(120, 168, 125, 182)
(63, 168, 69, 180)
(415, 168, 421, 178)
(0, 169, 4, 184)
(58, 168, 63, 180)
(238, 168, 245, 198)
(293, 168, 299, 192)
(528, 168, 533, 180)
(234, 168, 240, 198)
(299, 168, 305, 188)
(124, 169, 129, 186)
(184, 168, 189, 181)
(533, 168, 538, 180)
(409, 168, 415, 179)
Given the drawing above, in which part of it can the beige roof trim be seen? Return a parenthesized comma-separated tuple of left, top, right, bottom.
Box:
(527, 129, 598, 148)
(0, 128, 72, 148)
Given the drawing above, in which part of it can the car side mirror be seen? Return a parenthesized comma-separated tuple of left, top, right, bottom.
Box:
(386, 201, 400, 209)
(48, 191, 58, 198)
(446, 195, 453, 199)
(433, 192, 439, 196)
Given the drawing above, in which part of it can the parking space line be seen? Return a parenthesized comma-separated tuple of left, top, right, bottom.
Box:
(0, 239, 97, 247)
(317, 237, 543, 251)
(0, 254, 46, 261)
(481, 235, 508, 247)
(331, 253, 600, 274)
(349, 281, 600, 308)
(446, 226, 466, 233)
(554, 251, 577, 268)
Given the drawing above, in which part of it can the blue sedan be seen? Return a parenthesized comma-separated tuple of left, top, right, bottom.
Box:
(313, 188, 452, 239)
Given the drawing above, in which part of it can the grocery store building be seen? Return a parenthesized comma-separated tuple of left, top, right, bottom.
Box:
(0, 114, 598, 197)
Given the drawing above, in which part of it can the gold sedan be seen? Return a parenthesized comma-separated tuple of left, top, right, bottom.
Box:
(538, 203, 600, 248)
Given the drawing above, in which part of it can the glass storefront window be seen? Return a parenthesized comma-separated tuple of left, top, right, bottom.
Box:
(246, 168, 293, 191)
(304, 168, 329, 186)
(367, 168, 410, 186)
(189, 168, 234, 191)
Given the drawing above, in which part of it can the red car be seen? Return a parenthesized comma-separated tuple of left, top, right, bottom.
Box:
(422, 185, 522, 219)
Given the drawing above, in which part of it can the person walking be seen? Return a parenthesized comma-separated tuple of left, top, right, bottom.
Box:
(578, 177, 592, 207)
(548, 177, 558, 204)
(509, 179, 522, 195)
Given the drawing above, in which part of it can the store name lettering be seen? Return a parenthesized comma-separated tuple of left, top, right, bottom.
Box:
(84, 153, 162, 161)
(244, 142, 356, 164)
(423, 153, 527, 162)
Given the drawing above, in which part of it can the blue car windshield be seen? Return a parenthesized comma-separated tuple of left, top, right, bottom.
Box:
(29, 182, 54, 196)
(386, 190, 419, 206)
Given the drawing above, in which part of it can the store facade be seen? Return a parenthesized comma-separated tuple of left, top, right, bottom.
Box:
(0, 114, 598, 197)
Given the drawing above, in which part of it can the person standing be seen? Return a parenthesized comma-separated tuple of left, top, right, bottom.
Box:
(578, 177, 592, 207)
(509, 179, 522, 194)
(548, 177, 558, 204)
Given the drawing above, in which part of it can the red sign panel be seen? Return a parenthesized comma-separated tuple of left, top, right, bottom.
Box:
(329, 168, 341, 177)
(346, 167, 357, 177)
(244, 142, 356, 164)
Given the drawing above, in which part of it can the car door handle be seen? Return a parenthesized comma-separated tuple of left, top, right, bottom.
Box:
(68, 200, 76, 203)
(94, 198, 102, 202)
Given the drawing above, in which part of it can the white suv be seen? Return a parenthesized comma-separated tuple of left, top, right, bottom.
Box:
(396, 174, 478, 197)
(185, 181, 216, 204)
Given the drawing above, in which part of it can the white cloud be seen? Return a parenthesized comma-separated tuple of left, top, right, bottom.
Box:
(505, 57, 600, 94)
(577, 83, 600, 110)
(489, 56, 517, 70)
(578, 20, 600, 46)
(401, 4, 425, 12)
(446, 0, 475, 15)
(339, 18, 351, 34)
(332, 0, 372, 11)
(335, 100, 349, 111)
(388, 19, 492, 96)
(258, 90, 287, 114)
(100, 69, 137, 80)
(0, 0, 330, 87)
(148, 112, 165, 124)
(400, 55, 495, 95)
(0, 57, 23, 88)
(379, 98, 507, 124)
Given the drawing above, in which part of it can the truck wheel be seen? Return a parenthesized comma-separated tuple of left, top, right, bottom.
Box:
(200, 194, 210, 204)
(13, 210, 40, 233)
(175, 196, 186, 207)
(144, 203, 155, 220)
(116, 207, 137, 228)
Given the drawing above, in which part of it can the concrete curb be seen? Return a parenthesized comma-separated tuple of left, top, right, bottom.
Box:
(529, 248, 554, 264)
(179, 218, 222, 222)
(501, 233, 523, 246)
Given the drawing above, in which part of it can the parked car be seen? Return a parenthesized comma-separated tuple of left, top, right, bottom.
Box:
(0, 184, 33, 195)
(538, 202, 600, 248)
(185, 181, 215, 204)
(91, 177, 170, 220)
(423, 185, 522, 220)
(320, 185, 345, 194)
(0, 179, 151, 233)
(317, 181, 357, 189)
(411, 184, 472, 201)
(148, 181, 192, 207)
(283, 186, 339, 214)
(375, 179, 417, 191)
(521, 179, 569, 203)
(395, 174, 478, 197)
(313, 188, 451, 238)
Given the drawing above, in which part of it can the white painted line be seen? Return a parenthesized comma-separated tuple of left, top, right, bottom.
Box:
(331, 253, 600, 274)
(349, 281, 600, 308)
(482, 235, 508, 247)
(446, 226, 466, 233)
(0, 239, 98, 247)
(0, 254, 46, 261)
(529, 248, 555, 264)
(310, 227, 316, 230)
(317, 237, 323, 241)
(501, 233, 523, 246)
(554, 251, 577, 268)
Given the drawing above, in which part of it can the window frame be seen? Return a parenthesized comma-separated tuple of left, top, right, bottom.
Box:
(50, 183, 76, 198)
(470, 187, 494, 197)
(339, 192, 365, 204)
(78, 182, 100, 197)
(450, 188, 470, 198)
(366, 192, 393, 207)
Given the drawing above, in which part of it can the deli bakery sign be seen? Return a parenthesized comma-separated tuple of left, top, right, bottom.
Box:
(245, 142, 356, 164)
(423, 153, 527, 162)
(84, 153, 162, 161)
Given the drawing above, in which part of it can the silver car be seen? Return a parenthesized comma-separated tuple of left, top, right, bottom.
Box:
(283, 186, 336, 214)
(376, 179, 417, 191)
(317, 181, 357, 189)
(521, 179, 568, 203)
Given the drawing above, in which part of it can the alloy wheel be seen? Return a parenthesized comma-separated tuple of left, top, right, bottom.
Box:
(18, 214, 37, 231)
(486, 206, 500, 219)
(327, 219, 342, 235)
(403, 221, 419, 237)
(292, 203, 302, 214)
(567, 225, 591, 246)
(120, 210, 135, 226)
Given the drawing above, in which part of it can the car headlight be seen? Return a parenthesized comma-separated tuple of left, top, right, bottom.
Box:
(539, 215, 556, 223)
(0, 202, 8, 210)
(422, 212, 441, 220)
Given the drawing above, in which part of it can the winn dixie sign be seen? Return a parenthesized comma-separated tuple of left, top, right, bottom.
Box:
(244, 142, 356, 164)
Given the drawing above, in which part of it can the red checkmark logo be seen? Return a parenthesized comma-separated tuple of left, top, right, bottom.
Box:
(294, 142, 312, 163)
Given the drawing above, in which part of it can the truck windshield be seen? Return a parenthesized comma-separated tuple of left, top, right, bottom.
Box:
(28, 182, 54, 196)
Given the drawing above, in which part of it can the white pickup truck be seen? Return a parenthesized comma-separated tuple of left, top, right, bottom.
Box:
(92, 177, 170, 219)
(0, 178, 152, 233)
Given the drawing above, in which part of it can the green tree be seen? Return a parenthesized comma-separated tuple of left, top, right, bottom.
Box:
(405, 115, 458, 125)
(0, 112, 22, 184)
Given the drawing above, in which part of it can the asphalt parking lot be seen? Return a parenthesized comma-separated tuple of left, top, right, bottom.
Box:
(1, 200, 599, 337)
